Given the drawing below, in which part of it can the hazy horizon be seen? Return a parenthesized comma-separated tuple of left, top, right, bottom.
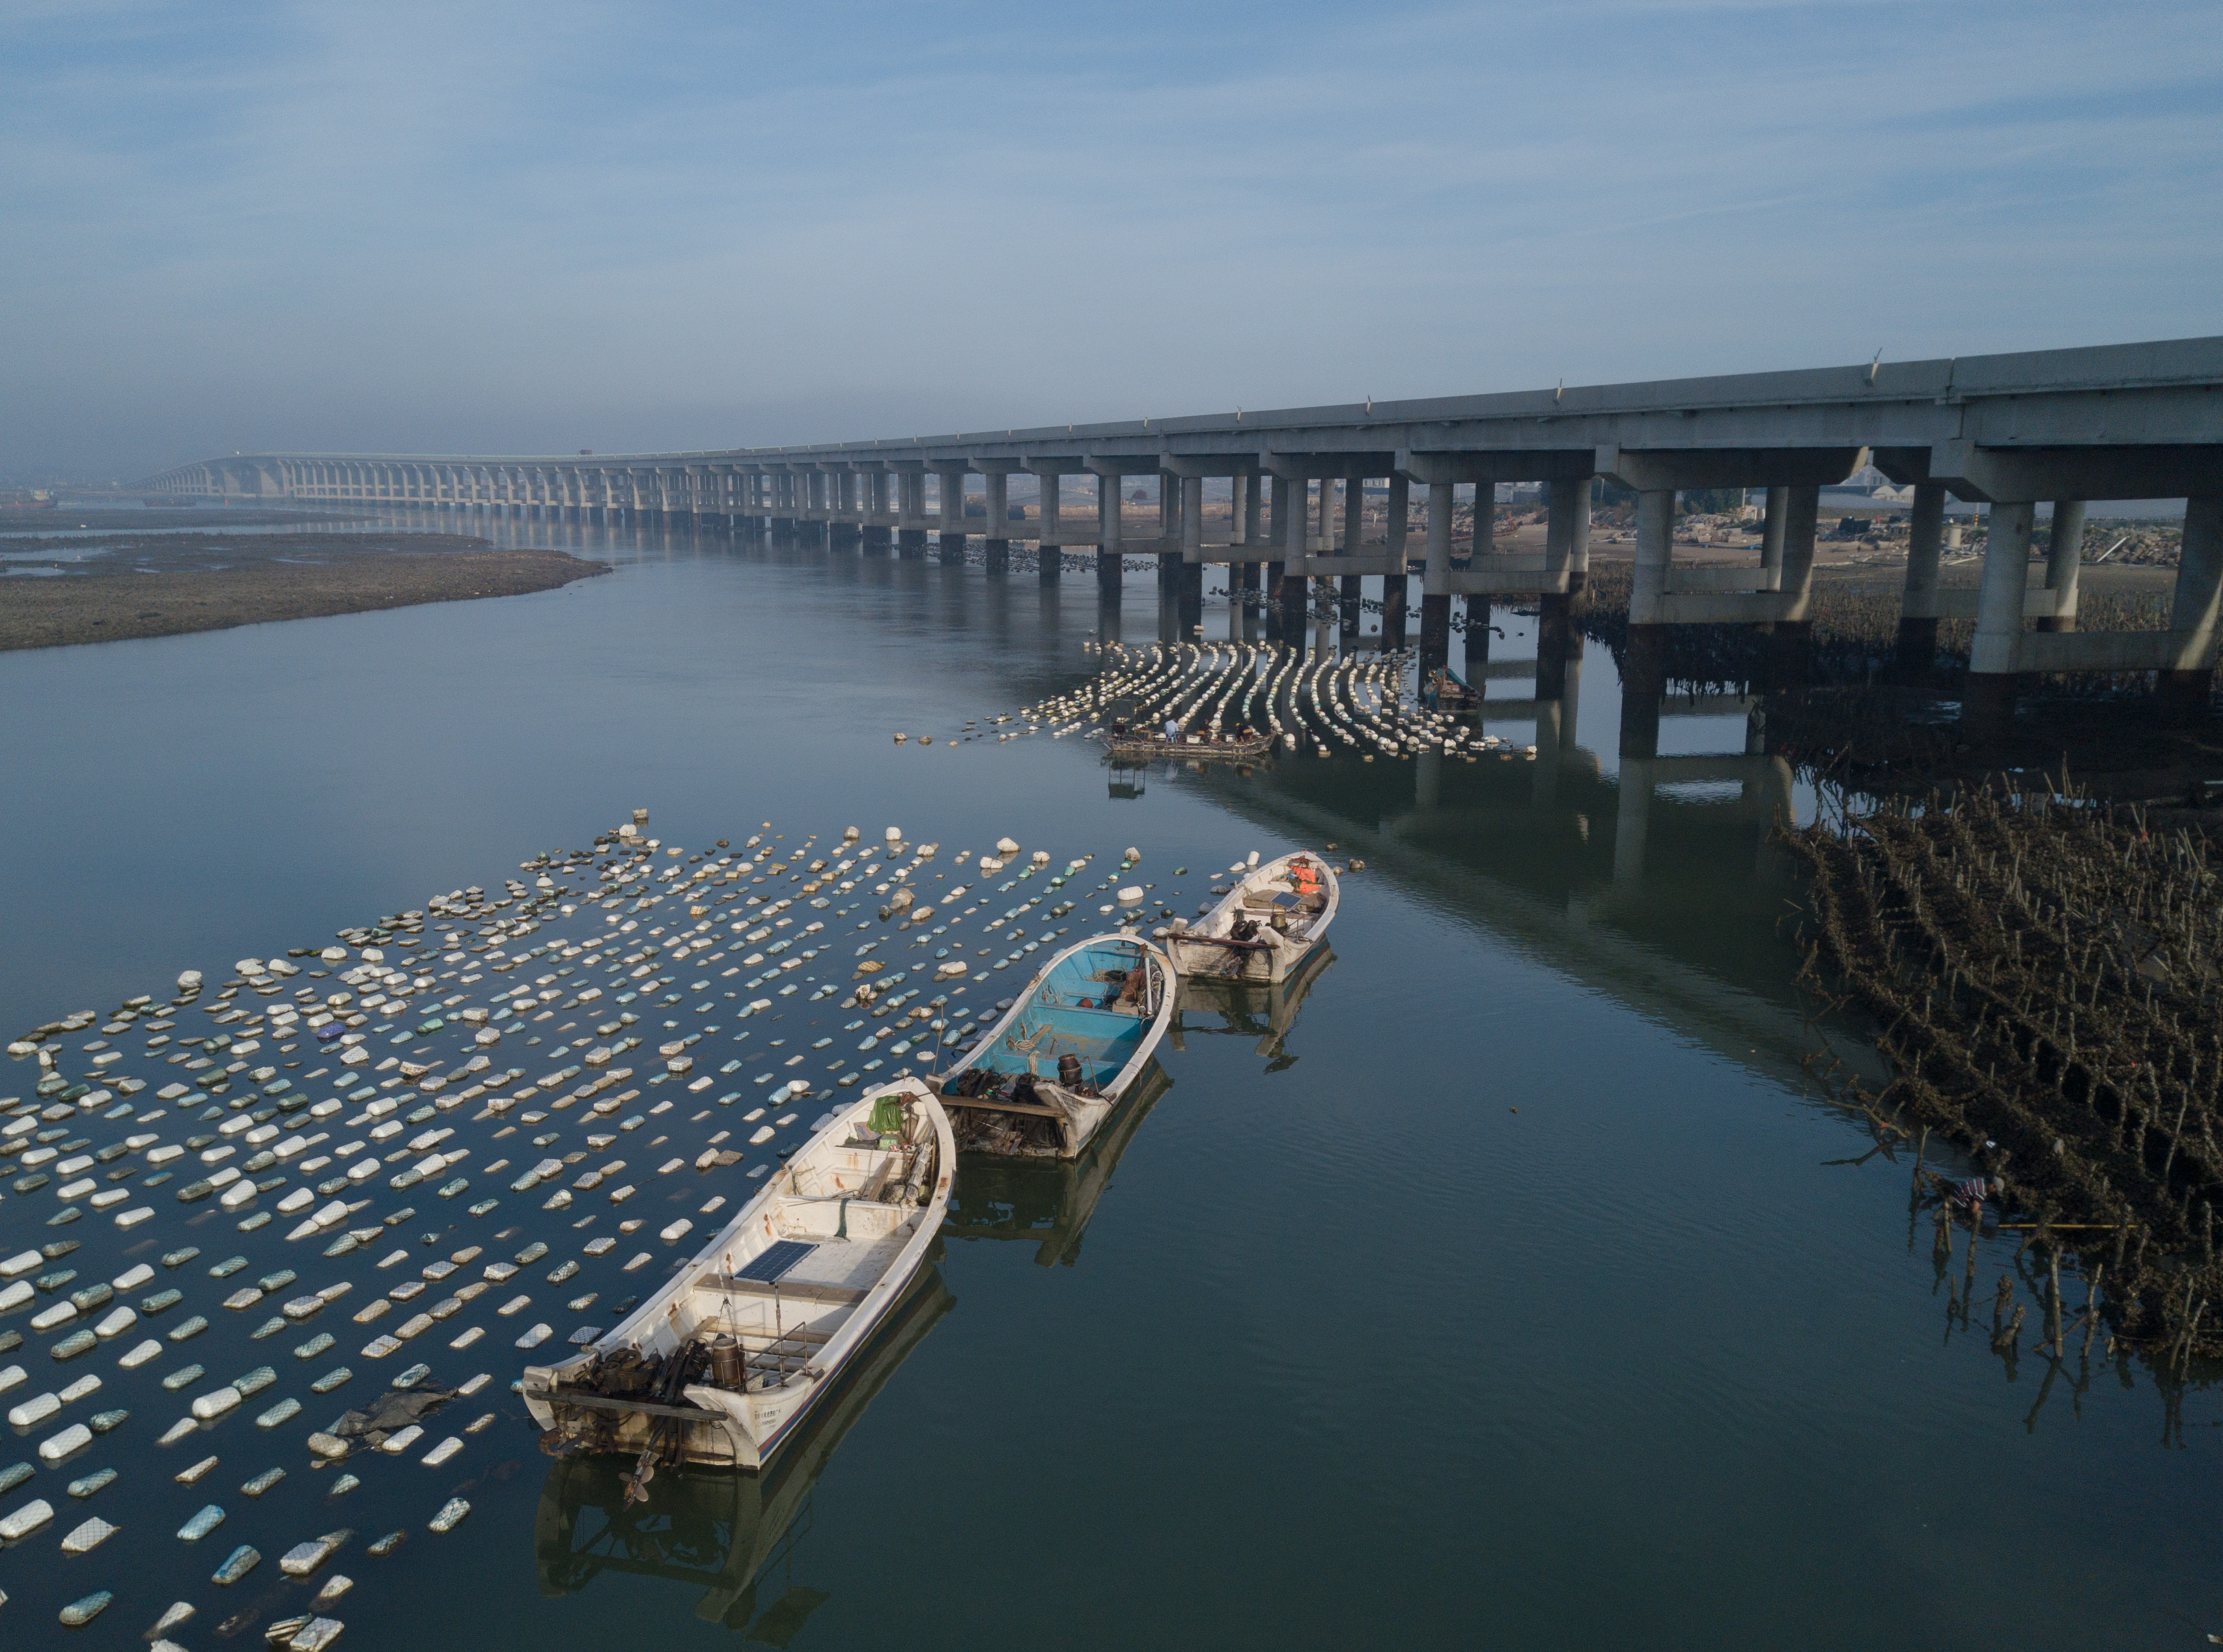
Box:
(7, 0, 2219, 481)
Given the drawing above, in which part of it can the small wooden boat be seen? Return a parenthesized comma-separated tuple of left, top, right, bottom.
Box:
(1104, 729, 1275, 764)
(1164, 852, 1337, 984)
(1423, 667, 1481, 714)
(533, 1269, 955, 1628)
(935, 933, 1173, 1158)
(522, 1080, 952, 1474)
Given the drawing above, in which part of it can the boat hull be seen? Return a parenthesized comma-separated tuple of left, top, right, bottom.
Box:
(1167, 852, 1338, 985)
(524, 1082, 953, 1473)
(936, 933, 1173, 1160)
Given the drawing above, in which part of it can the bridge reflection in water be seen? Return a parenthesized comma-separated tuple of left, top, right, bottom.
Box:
(532, 1266, 955, 1643)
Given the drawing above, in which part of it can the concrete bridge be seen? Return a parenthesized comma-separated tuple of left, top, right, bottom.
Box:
(143, 336, 2223, 740)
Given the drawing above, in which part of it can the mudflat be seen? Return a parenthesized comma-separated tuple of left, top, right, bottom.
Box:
(0, 531, 608, 650)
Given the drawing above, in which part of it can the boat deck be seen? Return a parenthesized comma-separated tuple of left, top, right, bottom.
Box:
(968, 942, 1154, 1087)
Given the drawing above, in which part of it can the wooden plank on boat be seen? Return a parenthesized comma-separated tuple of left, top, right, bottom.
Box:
(701, 1274, 869, 1306)
(934, 1095, 1068, 1118)
(527, 1387, 724, 1425)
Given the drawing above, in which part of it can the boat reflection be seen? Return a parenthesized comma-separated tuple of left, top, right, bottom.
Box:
(532, 1265, 955, 1638)
(1168, 940, 1335, 1072)
(941, 1058, 1171, 1267)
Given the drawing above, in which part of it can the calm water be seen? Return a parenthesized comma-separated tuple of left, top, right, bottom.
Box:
(0, 517, 2214, 1649)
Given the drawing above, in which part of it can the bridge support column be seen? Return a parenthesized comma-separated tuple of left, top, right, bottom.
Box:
(1895, 482, 1946, 677)
(1614, 758, 1656, 884)
(1964, 500, 2037, 738)
(1419, 481, 1453, 675)
(1037, 473, 1062, 580)
(1179, 474, 1205, 634)
(1768, 486, 1819, 691)
(1339, 475, 1363, 645)
(1382, 475, 1409, 648)
(1621, 487, 1676, 758)
(2161, 497, 2223, 722)
(1278, 479, 1309, 637)
(1096, 470, 1123, 593)
(2037, 500, 2086, 631)
(934, 466, 964, 561)
(983, 470, 1009, 573)
(1619, 626, 1666, 761)
(1463, 598, 1491, 675)
(1178, 561, 1204, 636)
(1538, 475, 1589, 694)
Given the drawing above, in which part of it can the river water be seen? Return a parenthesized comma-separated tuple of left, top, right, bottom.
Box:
(0, 516, 2213, 1649)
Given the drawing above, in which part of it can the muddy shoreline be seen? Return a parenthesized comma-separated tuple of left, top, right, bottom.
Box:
(0, 531, 607, 651)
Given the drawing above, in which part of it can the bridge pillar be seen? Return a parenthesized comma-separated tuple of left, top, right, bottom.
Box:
(1278, 479, 1309, 637)
(1419, 481, 1453, 675)
(1895, 483, 1947, 677)
(1463, 597, 1491, 675)
(2036, 500, 2086, 631)
(1380, 475, 1409, 648)
(935, 466, 964, 561)
(1098, 470, 1123, 593)
(1178, 561, 1204, 636)
(1620, 488, 1677, 758)
(2161, 497, 2223, 722)
(1614, 758, 1656, 884)
(1619, 627, 1666, 761)
(983, 469, 1009, 573)
(1038, 473, 1062, 580)
(1964, 500, 2037, 737)
(1538, 474, 1590, 690)
(1767, 486, 1819, 690)
(1337, 476, 1363, 644)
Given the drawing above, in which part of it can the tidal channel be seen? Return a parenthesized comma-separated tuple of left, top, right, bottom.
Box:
(0, 514, 2213, 1649)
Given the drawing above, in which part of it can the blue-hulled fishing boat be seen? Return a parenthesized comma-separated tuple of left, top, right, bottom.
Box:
(935, 932, 1173, 1158)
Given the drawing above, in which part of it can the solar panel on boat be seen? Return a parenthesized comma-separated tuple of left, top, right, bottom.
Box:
(735, 1240, 817, 1283)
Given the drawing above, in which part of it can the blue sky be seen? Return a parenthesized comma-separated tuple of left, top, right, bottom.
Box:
(4, 0, 2218, 476)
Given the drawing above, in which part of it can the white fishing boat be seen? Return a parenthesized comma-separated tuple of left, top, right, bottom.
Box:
(936, 932, 1173, 1159)
(1164, 852, 1337, 983)
(533, 1270, 956, 1629)
(522, 1080, 952, 1474)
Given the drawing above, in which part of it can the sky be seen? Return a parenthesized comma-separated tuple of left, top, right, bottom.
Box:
(4, 0, 2219, 479)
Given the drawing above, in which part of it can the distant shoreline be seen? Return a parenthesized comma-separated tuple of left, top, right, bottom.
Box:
(0, 532, 608, 651)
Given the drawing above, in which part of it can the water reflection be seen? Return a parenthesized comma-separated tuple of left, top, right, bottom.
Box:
(1168, 940, 1335, 1073)
(533, 1268, 955, 1635)
(942, 1061, 1172, 1267)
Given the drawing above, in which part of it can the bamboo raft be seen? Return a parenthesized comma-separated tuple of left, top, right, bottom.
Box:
(1103, 730, 1276, 764)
